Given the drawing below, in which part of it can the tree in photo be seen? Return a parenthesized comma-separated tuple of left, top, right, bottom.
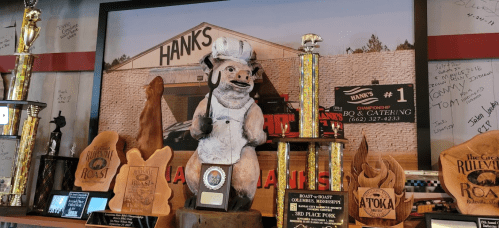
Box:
(396, 40, 414, 50)
(104, 54, 130, 70)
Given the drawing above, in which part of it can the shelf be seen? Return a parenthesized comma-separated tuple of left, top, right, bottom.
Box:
(0, 100, 47, 110)
(272, 137, 348, 144)
(0, 215, 86, 228)
(0, 135, 20, 140)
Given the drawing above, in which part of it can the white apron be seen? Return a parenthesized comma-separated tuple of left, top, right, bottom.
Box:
(197, 94, 254, 164)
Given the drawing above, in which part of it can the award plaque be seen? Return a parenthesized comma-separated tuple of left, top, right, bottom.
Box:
(283, 189, 348, 228)
(196, 164, 232, 211)
(122, 166, 159, 214)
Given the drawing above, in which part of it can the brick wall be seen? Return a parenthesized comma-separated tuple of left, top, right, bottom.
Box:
(99, 50, 416, 159)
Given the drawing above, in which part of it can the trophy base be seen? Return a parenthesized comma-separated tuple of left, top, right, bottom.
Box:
(176, 208, 263, 228)
(0, 205, 28, 216)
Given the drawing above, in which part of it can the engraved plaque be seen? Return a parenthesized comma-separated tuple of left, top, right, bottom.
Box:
(0, 139, 18, 194)
(75, 131, 123, 192)
(109, 147, 172, 215)
(122, 166, 159, 214)
(196, 164, 232, 211)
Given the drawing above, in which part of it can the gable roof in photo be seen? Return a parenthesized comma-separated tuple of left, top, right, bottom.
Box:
(110, 22, 303, 71)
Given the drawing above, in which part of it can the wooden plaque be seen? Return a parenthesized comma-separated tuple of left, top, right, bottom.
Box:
(109, 146, 172, 215)
(440, 130, 499, 216)
(196, 164, 232, 211)
(74, 131, 124, 192)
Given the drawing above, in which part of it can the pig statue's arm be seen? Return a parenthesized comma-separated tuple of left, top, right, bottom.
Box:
(244, 103, 267, 146)
(190, 98, 210, 140)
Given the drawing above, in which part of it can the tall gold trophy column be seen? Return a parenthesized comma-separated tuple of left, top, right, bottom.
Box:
(4, 1, 42, 206)
(299, 35, 320, 190)
(10, 106, 40, 206)
(3, 4, 41, 135)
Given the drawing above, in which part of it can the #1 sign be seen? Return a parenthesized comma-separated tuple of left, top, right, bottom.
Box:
(335, 84, 414, 123)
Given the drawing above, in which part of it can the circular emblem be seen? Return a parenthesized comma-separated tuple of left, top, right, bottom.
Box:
(468, 170, 499, 187)
(88, 158, 107, 170)
(362, 188, 392, 218)
(203, 166, 226, 190)
(136, 174, 149, 181)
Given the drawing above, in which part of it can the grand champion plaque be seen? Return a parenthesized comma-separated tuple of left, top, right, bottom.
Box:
(122, 166, 159, 214)
(109, 147, 171, 215)
(196, 164, 232, 211)
(283, 190, 348, 228)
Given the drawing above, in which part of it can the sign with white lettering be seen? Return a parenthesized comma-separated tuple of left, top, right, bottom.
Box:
(283, 190, 348, 228)
(335, 84, 414, 123)
(61, 192, 90, 219)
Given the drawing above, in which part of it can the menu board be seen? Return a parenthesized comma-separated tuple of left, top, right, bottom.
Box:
(284, 190, 348, 228)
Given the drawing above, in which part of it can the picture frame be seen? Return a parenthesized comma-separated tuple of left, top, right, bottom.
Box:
(425, 213, 499, 228)
(89, 0, 431, 169)
(44, 190, 113, 220)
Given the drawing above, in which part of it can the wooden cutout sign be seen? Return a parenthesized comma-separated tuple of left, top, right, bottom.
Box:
(109, 146, 172, 215)
(347, 134, 413, 227)
(75, 131, 124, 192)
(440, 130, 499, 216)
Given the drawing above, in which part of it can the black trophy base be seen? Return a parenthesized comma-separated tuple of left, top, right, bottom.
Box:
(176, 208, 263, 228)
(0, 205, 28, 216)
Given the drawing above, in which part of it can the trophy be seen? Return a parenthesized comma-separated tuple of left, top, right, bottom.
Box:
(274, 35, 348, 228)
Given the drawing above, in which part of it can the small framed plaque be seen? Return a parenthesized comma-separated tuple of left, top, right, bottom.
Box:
(44, 190, 112, 220)
(284, 189, 348, 228)
(0, 138, 19, 195)
(425, 213, 499, 228)
(196, 164, 232, 211)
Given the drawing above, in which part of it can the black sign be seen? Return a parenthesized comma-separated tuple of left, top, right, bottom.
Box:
(61, 192, 89, 219)
(45, 190, 112, 220)
(86, 212, 158, 228)
(284, 189, 348, 228)
(335, 84, 415, 123)
(480, 218, 499, 228)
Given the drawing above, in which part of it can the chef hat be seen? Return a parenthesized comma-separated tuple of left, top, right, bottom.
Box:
(211, 37, 253, 64)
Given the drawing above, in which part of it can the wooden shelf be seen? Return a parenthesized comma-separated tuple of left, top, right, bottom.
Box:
(272, 137, 348, 144)
(0, 215, 86, 228)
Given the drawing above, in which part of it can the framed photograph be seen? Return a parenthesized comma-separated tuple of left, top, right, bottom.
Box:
(44, 190, 112, 220)
(90, 0, 430, 168)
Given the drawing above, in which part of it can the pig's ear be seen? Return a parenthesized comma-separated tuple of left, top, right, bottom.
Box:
(250, 62, 263, 78)
(199, 53, 215, 75)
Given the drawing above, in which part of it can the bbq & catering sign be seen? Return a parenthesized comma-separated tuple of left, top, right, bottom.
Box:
(335, 84, 415, 123)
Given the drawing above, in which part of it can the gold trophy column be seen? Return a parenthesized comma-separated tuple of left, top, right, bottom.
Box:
(276, 141, 289, 228)
(10, 105, 41, 206)
(329, 142, 343, 191)
(3, 6, 40, 136)
(299, 53, 319, 190)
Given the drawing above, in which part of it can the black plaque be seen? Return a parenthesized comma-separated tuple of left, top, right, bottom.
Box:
(196, 164, 232, 211)
(44, 190, 112, 220)
(425, 213, 499, 228)
(284, 189, 348, 228)
(335, 84, 415, 123)
(86, 212, 158, 228)
(61, 192, 90, 219)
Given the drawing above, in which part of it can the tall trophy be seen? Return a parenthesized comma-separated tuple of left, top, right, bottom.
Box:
(0, 0, 45, 209)
(274, 35, 348, 228)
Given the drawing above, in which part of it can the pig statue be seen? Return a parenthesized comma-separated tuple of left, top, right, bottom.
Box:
(185, 37, 266, 211)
